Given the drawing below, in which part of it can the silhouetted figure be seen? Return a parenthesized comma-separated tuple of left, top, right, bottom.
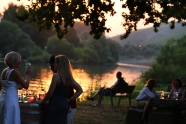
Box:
(87, 71, 128, 105)
(40, 54, 83, 124)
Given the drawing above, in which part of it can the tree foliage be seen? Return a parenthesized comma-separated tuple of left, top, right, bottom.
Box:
(3, 3, 55, 48)
(121, 0, 186, 39)
(140, 36, 186, 84)
(0, 20, 49, 61)
(81, 36, 119, 64)
(1, 5, 119, 64)
(119, 44, 161, 59)
(81, 47, 100, 64)
(46, 35, 119, 64)
(16, 0, 115, 40)
(46, 36, 78, 60)
(15, 0, 186, 40)
(64, 27, 80, 46)
(0, 3, 120, 64)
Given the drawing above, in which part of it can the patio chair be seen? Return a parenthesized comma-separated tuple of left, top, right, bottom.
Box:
(98, 85, 135, 107)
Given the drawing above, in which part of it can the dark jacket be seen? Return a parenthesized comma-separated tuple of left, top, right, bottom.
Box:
(110, 77, 128, 95)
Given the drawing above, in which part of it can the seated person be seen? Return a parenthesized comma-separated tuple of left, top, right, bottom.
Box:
(168, 78, 184, 100)
(87, 71, 128, 103)
(136, 78, 159, 121)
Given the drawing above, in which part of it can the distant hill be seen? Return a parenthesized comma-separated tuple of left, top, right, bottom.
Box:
(110, 23, 186, 46)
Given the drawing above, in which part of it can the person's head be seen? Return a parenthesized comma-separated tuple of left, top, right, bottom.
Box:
(55, 54, 73, 86)
(171, 78, 183, 88)
(144, 78, 156, 90)
(4, 51, 22, 68)
(47, 55, 56, 73)
(116, 71, 122, 79)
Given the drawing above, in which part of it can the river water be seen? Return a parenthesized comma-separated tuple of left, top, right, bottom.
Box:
(0, 62, 149, 101)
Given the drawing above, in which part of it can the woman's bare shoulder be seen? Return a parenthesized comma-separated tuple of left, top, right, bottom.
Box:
(11, 69, 21, 76)
(53, 73, 59, 76)
(52, 73, 60, 79)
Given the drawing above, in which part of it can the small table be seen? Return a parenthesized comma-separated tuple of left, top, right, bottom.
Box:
(19, 102, 48, 124)
(149, 98, 186, 109)
(148, 98, 186, 124)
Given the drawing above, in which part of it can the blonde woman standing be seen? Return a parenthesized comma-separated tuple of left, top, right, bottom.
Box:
(0, 51, 32, 124)
(40, 54, 83, 124)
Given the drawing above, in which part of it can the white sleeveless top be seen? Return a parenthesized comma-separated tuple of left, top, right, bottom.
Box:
(0, 69, 20, 124)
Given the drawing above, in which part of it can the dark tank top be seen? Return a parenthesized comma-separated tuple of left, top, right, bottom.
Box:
(45, 73, 69, 124)
(49, 74, 69, 102)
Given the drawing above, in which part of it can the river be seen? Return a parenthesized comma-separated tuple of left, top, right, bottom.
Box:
(0, 62, 149, 101)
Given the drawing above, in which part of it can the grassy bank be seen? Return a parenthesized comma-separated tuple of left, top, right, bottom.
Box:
(72, 83, 168, 124)
(73, 97, 136, 124)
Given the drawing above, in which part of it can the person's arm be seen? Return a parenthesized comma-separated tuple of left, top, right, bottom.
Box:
(67, 79, 83, 102)
(136, 87, 150, 101)
(0, 80, 2, 91)
(110, 80, 118, 89)
(18, 84, 23, 89)
(41, 73, 59, 104)
(168, 88, 173, 99)
(13, 65, 32, 89)
(144, 88, 155, 99)
(0, 74, 1, 91)
(152, 89, 160, 98)
(179, 88, 184, 100)
(0, 68, 6, 91)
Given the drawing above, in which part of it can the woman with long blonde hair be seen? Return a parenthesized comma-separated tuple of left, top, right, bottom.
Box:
(41, 54, 83, 124)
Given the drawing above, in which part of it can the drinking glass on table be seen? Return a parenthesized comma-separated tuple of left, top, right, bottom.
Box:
(160, 91, 164, 99)
(39, 89, 45, 100)
(175, 92, 179, 100)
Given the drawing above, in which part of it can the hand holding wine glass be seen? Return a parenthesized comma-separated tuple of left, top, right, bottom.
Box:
(26, 64, 33, 76)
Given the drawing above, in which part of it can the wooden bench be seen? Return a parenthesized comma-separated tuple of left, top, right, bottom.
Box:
(98, 85, 135, 107)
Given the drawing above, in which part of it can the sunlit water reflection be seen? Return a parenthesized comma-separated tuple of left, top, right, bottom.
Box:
(0, 62, 149, 101)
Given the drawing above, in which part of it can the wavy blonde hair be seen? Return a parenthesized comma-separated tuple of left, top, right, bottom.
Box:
(55, 54, 73, 86)
(4, 51, 21, 68)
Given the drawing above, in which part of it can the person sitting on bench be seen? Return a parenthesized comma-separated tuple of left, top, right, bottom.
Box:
(87, 71, 128, 103)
